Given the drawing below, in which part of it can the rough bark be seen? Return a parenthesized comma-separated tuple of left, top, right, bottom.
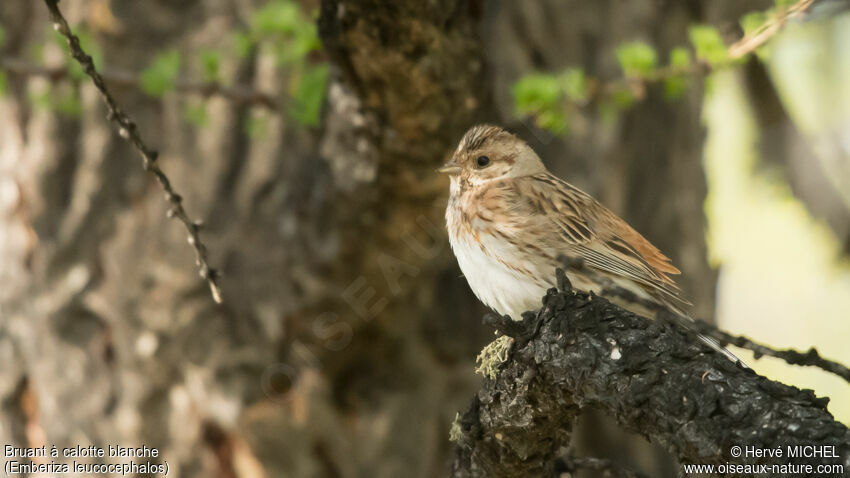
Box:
(450, 275, 850, 477)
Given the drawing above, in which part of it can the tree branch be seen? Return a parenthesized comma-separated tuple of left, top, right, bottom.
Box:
(43, 0, 223, 303)
(516, 0, 818, 131)
(727, 0, 814, 59)
(602, 284, 850, 384)
(687, 316, 850, 383)
(451, 270, 850, 477)
(611, 0, 816, 90)
(561, 255, 850, 384)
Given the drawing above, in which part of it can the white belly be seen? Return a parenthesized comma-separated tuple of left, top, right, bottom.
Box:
(447, 220, 655, 320)
(448, 231, 551, 320)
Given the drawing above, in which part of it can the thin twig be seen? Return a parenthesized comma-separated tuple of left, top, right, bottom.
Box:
(727, 0, 814, 59)
(0, 57, 279, 111)
(43, 0, 223, 303)
(556, 260, 850, 384)
(687, 319, 850, 383)
(586, 0, 816, 101)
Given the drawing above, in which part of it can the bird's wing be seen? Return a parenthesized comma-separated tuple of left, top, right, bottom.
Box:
(477, 174, 749, 362)
(498, 173, 688, 307)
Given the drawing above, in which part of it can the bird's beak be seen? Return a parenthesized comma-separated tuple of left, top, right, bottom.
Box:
(437, 160, 461, 175)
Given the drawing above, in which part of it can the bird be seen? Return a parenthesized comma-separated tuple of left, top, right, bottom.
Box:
(439, 124, 742, 364)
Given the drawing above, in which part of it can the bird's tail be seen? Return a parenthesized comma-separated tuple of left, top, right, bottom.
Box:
(664, 303, 749, 369)
(608, 286, 748, 368)
(696, 332, 749, 368)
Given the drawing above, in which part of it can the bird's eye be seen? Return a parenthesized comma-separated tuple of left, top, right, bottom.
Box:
(476, 156, 491, 168)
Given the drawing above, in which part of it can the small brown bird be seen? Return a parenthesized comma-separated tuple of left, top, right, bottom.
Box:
(440, 124, 740, 363)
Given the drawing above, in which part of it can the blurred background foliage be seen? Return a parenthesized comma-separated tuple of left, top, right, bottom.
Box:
(705, 69, 850, 424)
(0, 0, 848, 476)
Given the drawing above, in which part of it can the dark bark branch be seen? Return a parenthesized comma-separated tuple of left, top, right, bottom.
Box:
(451, 270, 850, 477)
(565, 255, 850, 383)
(687, 317, 850, 383)
(43, 0, 223, 303)
(603, 282, 850, 384)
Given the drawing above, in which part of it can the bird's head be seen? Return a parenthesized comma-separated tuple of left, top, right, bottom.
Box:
(438, 125, 546, 187)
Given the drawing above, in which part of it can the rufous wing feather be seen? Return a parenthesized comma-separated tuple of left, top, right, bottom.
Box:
(524, 173, 689, 307)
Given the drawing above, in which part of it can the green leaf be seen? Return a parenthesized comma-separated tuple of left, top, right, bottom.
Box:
(664, 47, 691, 100)
(512, 73, 562, 114)
(288, 23, 322, 62)
(252, 1, 301, 35)
(268, 20, 321, 65)
(512, 72, 571, 135)
(615, 41, 657, 77)
(664, 77, 688, 100)
(560, 68, 587, 102)
(250, 0, 321, 65)
(774, 0, 795, 8)
(669, 47, 691, 70)
(139, 50, 181, 97)
(534, 109, 568, 135)
(739, 11, 777, 61)
(199, 49, 221, 83)
(0, 72, 7, 97)
(688, 25, 729, 66)
(289, 64, 328, 126)
(183, 103, 209, 127)
(739, 11, 769, 36)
